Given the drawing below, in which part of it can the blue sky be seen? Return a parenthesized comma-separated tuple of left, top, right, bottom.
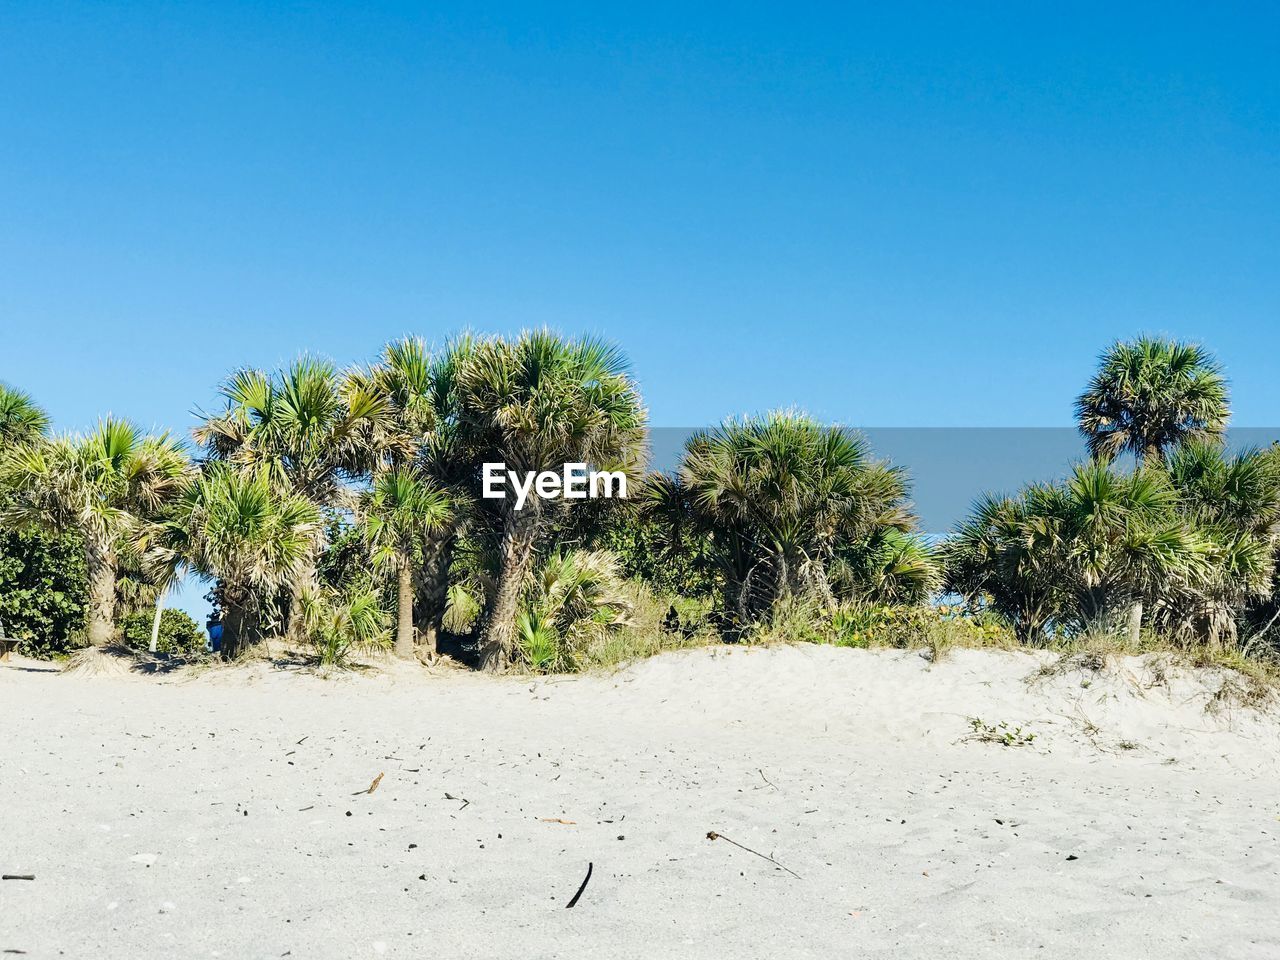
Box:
(4, 2, 1277, 618)
(2, 1, 1277, 439)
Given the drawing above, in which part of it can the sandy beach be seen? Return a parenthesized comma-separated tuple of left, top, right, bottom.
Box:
(2, 644, 1278, 959)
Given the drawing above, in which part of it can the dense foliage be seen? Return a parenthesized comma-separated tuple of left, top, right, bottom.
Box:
(3, 333, 1279, 672)
(649, 412, 939, 631)
(947, 340, 1277, 649)
(0, 418, 190, 646)
(0, 528, 86, 657)
(119, 608, 205, 655)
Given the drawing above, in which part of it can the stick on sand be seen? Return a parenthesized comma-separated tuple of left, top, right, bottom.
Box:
(706, 831, 801, 879)
(565, 862, 593, 908)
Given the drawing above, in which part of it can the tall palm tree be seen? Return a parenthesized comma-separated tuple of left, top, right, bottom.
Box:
(1076, 337, 1229, 464)
(164, 464, 320, 657)
(1, 418, 190, 646)
(360, 335, 478, 654)
(0, 384, 49, 446)
(666, 412, 922, 625)
(361, 467, 453, 659)
(195, 357, 389, 639)
(457, 330, 647, 670)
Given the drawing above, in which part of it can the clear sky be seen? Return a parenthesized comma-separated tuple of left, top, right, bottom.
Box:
(2, 1, 1278, 438)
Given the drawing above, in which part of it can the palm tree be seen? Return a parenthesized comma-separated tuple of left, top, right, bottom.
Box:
(361, 467, 453, 659)
(1, 418, 189, 646)
(164, 464, 320, 657)
(195, 357, 389, 639)
(944, 489, 1070, 643)
(667, 412, 920, 626)
(1060, 462, 1207, 639)
(945, 460, 1210, 643)
(457, 330, 647, 670)
(1158, 443, 1280, 645)
(361, 335, 478, 654)
(1076, 337, 1229, 464)
(0, 384, 49, 446)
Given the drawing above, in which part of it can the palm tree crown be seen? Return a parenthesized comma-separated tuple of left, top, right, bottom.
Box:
(667, 411, 930, 623)
(1076, 337, 1229, 464)
(0, 384, 50, 446)
(195, 356, 389, 503)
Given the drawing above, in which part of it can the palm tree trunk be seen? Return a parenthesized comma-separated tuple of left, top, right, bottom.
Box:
(1127, 599, 1143, 646)
(221, 589, 252, 659)
(85, 540, 117, 647)
(776, 553, 791, 603)
(394, 564, 415, 660)
(286, 550, 319, 644)
(480, 512, 539, 672)
(417, 537, 452, 658)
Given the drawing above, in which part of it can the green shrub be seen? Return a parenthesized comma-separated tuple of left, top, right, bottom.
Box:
(515, 549, 633, 672)
(747, 599, 1016, 655)
(301, 583, 390, 667)
(0, 528, 87, 658)
(591, 505, 718, 598)
(555, 583, 715, 672)
(965, 717, 1037, 747)
(119, 608, 206, 655)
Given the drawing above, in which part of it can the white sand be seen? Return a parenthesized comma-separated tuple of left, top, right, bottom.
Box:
(3, 644, 1279, 959)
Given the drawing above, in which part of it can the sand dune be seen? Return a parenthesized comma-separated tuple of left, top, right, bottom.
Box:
(2, 644, 1278, 959)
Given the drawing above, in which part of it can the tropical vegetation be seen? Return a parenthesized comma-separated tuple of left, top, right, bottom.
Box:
(0, 417, 189, 647)
(2, 334, 1279, 679)
(1076, 336, 1230, 464)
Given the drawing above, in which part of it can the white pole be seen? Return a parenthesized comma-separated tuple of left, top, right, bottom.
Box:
(149, 589, 166, 654)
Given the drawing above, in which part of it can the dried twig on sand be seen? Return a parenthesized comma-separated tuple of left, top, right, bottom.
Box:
(706, 831, 801, 879)
(351, 771, 385, 796)
(540, 817, 576, 825)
